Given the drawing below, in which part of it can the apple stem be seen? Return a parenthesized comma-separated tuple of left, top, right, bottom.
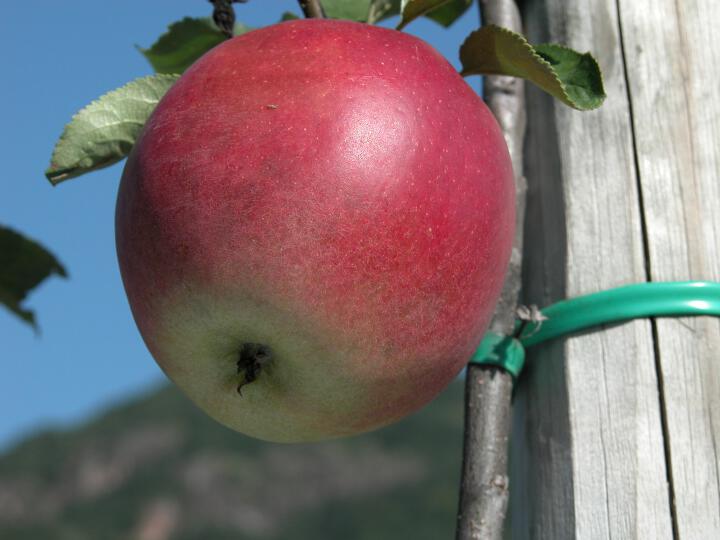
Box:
(297, 0, 326, 18)
(456, 1, 527, 539)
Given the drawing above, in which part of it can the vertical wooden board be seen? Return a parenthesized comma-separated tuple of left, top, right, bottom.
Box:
(618, 0, 720, 536)
(511, 0, 673, 537)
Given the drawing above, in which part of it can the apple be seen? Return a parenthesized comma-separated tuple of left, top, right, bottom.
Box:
(116, 19, 514, 442)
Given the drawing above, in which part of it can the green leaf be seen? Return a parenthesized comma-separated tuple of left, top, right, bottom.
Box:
(46, 74, 180, 185)
(460, 25, 606, 110)
(397, 0, 454, 29)
(0, 225, 67, 329)
(423, 0, 472, 27)
(281, 12, 301, 21)
(368, 0, 400, 23)
(533, 43, 606, 110)
(369, 0, 470, 26)
(323, 0, 373, 21)
(139, 17, 252, 75)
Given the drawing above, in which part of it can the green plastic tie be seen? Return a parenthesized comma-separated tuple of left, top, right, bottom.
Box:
(471, 281, 720, 378)
(470, 333, 525, 378)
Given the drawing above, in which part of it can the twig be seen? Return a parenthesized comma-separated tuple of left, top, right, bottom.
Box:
(457, 367, 514, 540)
(298, 0, 326, 18)
(456, 1, 526, 539)
(209, 0, 248, 39)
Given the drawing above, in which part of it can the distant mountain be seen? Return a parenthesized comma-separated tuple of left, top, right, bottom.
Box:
(0, 381, 465, 539)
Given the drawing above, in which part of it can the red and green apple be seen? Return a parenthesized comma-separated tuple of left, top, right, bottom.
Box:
(116, 19, 514, 442)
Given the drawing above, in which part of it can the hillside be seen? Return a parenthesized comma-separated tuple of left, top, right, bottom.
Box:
(0, 381, 465, 539)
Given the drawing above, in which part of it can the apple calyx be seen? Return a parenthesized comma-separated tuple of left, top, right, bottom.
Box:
(236, 342, 273, 395)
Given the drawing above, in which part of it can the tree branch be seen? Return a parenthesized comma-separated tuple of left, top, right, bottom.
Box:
(298, 0, 326, 18)
(456, 1, 526, 539)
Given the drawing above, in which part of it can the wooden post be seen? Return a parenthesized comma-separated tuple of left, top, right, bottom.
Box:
(510, 0, 720, 538)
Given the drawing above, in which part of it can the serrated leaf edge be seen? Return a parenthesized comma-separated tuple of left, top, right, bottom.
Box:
(460, 24, 605, 111)
(45, 74, 180, 185)
(533, 41, 606, 109)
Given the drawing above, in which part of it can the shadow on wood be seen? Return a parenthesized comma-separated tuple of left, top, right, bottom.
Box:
(509, 0, 720, 538)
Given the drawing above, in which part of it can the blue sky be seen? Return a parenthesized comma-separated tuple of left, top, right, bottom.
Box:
(0, 1, 480, 451)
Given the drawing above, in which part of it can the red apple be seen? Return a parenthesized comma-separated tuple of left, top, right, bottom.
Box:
(116, 19, 514, 442)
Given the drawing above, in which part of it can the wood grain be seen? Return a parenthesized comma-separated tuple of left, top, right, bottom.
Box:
(618, 0, 720, 537)
(511, 0, 677, 537)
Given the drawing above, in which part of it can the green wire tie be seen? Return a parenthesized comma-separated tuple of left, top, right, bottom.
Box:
(470, 281, 720, 379)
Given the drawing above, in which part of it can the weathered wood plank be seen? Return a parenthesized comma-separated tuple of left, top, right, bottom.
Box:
(618, 0, 720, 537)
(510, 0, 674, 537)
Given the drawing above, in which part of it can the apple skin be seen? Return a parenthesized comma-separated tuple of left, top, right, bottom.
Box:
(116, 19, 514, 442)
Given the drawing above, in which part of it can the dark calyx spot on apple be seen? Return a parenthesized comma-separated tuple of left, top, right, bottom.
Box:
(236, 342, 273, 395)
